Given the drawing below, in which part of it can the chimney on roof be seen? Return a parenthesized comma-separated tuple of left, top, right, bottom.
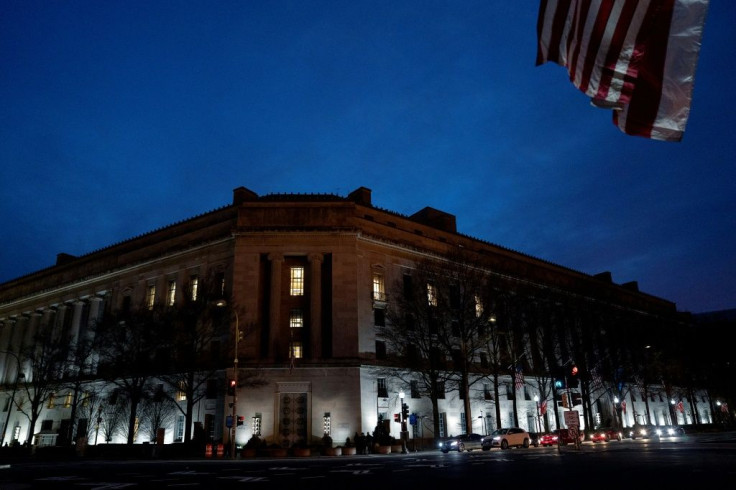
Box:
(594, 271, 613, 283)
(233, 186, 259, 205)
(56, 253, 77, 266)
(348, 187, 372, 206)
(622, 281, 639, 292)
(410, 207, 457, 233)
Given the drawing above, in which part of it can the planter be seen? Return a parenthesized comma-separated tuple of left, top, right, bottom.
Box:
(241, 448, 257, 458)
(341, 446, 357, 455)
(324, 447, 342, 456)
(375, 445, 392, 454)
(293, 447, 311, 457)
(391, 444, 403, 453)
(268, 448, 288, 457)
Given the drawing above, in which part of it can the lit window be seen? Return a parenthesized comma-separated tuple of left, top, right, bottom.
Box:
(190, 276, 199, 301)
(177, 381, 186, 402)
(475, 294, 483, 317)
(64, 393, 72, 408)
(167, 280, 177, 306)
(48, 393, 56, 409)
(427, 283, 437, 306)
(82, 392, 91, 407)
(146, 284, 156, 310)
(323, 412, 331, 435)
(372, 272, 386, 301)
(290, 267, 304, 296)
(290, 341, 303, 359)
(290, 309, 303, 328)
(252, 414, 262, 436)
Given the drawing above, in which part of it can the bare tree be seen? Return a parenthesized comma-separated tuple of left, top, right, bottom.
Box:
(10, 323, 67, 444)
(382, 253, 497, 438)
(96, 304, 169, 444)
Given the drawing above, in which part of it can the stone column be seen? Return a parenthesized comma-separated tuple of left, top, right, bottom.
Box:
(308, 253, 323, 360)
(268, 253, 284, 359)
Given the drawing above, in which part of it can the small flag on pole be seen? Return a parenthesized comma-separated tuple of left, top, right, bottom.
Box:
(541, 399, 548, 415)
(676, 401, 684, 413)
(721, 403, 729, 413)
(514, 365, 525, 391)
(621, 400, 627, 413)
(536, 0, 710, 142)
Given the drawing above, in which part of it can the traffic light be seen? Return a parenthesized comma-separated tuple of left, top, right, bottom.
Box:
(554, 368, 565, 389)
(227, 379, 236, 396)
(394, 413, 401, 423)
(571, 393, 582, 407)
(237, 415, 245, 426)
(401, 403, 409, 420)
(568, 364, 580, 388)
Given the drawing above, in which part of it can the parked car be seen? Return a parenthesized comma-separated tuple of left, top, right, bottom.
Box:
(539, 428, 585, 446)
(438, 433, 484, 453)
(481, 427, 531, 450)
(590, 427, 623, 443)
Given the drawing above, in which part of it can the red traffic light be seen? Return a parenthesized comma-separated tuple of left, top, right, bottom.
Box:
(229, 379, 236, 387)
(571, 365, 578, 376)
(394, 413, 400, 423)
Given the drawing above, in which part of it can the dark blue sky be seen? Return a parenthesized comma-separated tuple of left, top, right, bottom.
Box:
(1, 1, 734, 314)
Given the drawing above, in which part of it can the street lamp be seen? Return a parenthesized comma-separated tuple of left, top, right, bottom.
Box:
(217, 300, 239, 460)
(1, 372, 24, 445)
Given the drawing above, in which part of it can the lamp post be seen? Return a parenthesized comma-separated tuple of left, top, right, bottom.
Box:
(217, 300, 239, 460)
(613, 396, 620, 429)
(399, 391, 408, 454)
(1, 372, 24, 445)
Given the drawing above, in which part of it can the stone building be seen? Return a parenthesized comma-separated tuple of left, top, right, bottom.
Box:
(0, 186, 712, 449)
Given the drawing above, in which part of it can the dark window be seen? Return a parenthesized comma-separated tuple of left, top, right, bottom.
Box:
(451, 320, 460, 337)
(375, 341, 386, 360)
(411, 381, 420, 398)
(377, 378, 388, 398)
(403, 274, 413, 298)
(449, 285, 461, 309)
(480, 352, 489, 368)
(206, 379, 218, 399)
(437, 382, 445, 399)
(374, 308, 385, 327)
(41, 420, 53, 431)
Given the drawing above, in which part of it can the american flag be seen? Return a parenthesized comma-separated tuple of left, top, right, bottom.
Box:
(676, 401, 684, 413)
(621, 400, 626, 413)
(536, 0, 710, 142)
(721, 403, 729, 413)
(514, 365, 525, 391)
(540, 399, 548, 415)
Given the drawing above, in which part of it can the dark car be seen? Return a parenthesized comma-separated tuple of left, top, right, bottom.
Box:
(591, 427, 622, 443)
(528, 432, 541, 447)
(539, 428, 584, 446)
(628, 424, 660, 440)
(438, 433, 484, 453)
(657, 425, 686, 437)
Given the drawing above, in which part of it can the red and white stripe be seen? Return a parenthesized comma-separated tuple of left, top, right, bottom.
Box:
(536, 0, 709, 142)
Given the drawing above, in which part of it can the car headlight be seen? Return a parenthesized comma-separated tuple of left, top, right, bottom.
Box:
(450, 441, 458, 447)
(667, 428, 675, 435)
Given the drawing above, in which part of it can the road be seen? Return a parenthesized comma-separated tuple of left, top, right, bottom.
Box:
(2, 433, 735, 489)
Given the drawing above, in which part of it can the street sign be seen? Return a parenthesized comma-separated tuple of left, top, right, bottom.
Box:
(564, 410, 579, 428)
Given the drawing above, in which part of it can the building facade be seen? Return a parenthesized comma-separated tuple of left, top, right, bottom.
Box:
(0, 186, 713, 450)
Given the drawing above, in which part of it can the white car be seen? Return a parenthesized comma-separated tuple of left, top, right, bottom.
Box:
(482, 427, 531, 450)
